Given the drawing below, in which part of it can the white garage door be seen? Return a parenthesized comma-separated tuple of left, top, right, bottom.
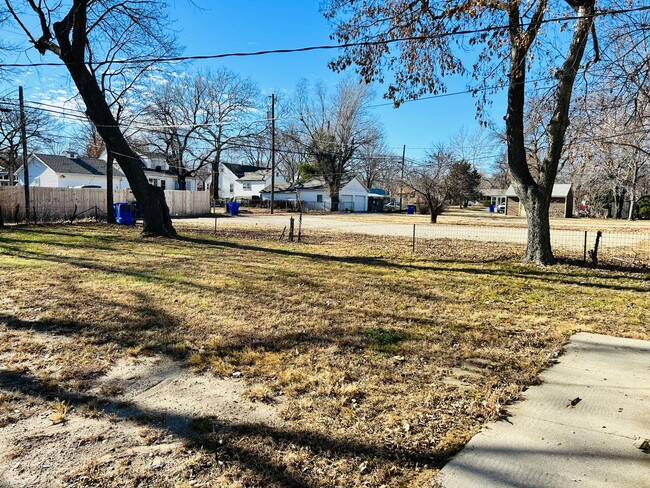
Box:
(340, 194, 354, 211)
(354, 195, 366, 212)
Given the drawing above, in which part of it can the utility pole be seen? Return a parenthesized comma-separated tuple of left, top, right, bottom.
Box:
(19, 86, 29, 221)
(270, 93, 276, 215)
(399, 145, 406, 211)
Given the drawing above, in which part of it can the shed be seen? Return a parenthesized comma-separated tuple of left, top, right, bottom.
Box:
(505, 184, 574, 218)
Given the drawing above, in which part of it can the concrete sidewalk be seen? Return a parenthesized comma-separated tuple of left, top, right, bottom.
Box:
(439, 333, 650, 488)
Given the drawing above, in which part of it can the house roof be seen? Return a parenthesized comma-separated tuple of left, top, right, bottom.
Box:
(34, 153, 125, 177)
(222, 162, 267, 178)
(238, 169, 271, 181)
(481, 188, 507, 198)
(505, 183, 572, 198)
(261, 175, 363, 194)
(260, 181, 292, 193)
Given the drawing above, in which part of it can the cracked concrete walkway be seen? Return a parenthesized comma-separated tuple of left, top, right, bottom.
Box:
(439, 333, 650, 488)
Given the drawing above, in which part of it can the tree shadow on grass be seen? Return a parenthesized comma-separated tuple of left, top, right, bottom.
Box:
(0, 366, 446, 487)
(180, 235, 650, 293)
(2, 227, 646, 293)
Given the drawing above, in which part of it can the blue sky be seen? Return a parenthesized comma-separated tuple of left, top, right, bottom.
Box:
(2, 0, 506, 166)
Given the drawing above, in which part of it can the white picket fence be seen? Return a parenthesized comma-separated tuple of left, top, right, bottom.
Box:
(0, 186, 210, 222)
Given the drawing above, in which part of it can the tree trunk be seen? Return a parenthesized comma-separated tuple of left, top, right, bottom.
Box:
(628, 185, 636, 221)
(106, 150, 115, 223)
(67, 67, 175, 236)
(51, 5, 175, 237)
(330, 193, 340, 212)
(430, 209, 437, 223)
(211, 159, 220, 201)
(519, 186, 555, 265)
(504, 2, 594, 265)
(177, 174, 187, 191)
(611, 186, 619, 218)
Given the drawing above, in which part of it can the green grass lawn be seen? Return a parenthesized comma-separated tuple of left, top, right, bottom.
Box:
(0, 224, 648, 487)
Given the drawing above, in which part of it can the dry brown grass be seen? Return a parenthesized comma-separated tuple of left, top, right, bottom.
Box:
(0, 223, 648, 486)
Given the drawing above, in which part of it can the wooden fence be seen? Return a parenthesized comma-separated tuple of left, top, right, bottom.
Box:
(0, 186, 210, 222)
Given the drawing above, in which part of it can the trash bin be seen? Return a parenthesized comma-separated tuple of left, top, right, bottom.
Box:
(489, 204, 495, 213)
(407, 204, 416, 215)
(113, 202, 133, 225)
(227, 201, 240, 216)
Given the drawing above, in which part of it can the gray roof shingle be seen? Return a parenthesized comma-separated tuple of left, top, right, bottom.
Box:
(223, 163, 267, 178)
(34, 153, 125, 177)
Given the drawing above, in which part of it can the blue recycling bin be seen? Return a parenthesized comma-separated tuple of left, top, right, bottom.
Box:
(489, 204, 495, 213)
(407, 204, 416, 214)
(113, 202, 133, 225)
(227, 201, 240, 215)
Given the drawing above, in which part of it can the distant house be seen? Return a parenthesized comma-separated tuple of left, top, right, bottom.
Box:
(505, 184, 574, 218)
(136, 152, 201, 191)
(261, 176, 370, 212)
(99, 150, 202, 191)
(0, 164, 14, 186)
(209, 163, 285, 200)
(480, 187, 508, 207)
(16, 152, 127, 189)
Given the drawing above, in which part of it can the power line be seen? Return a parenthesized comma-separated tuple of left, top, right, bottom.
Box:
(1, 6, 649, 69)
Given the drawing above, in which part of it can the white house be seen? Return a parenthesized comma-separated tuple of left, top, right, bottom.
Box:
(210, 163, 285, 200)
(98, 150, 202, 191)
(17, 152, 127, 189)
(261, 176, 370, 212)
(137, 152, 201, 191)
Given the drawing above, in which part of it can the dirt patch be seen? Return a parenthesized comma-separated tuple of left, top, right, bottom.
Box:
(0, 355, 282, 487)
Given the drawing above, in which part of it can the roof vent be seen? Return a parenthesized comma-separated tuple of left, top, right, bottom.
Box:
(65, 150, 78, 159)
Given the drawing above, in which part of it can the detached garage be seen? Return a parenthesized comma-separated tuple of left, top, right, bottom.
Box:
(505, 184, 574, 218)
(261, 175, 369, 211)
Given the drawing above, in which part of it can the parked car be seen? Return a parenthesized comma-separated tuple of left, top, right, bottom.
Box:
(384, 202, 400, 211)
(497, 203, 506, 213)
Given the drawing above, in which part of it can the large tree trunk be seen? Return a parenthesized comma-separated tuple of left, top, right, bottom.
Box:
(505, 2, 594, 265)
(68, 67, 175, 236)
(50, 2, 175, 237)
(518, 185, 554, 264)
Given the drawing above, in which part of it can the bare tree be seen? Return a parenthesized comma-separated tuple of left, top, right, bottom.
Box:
(352, 131, 398, 190)
(182, 68, 263, 200)
(140, 73, 211, 190)
(4, 0, 178, 236)
(405, 145, 452, 223)
(296, 78, 380, 211)
(322, 0, 643, 264)
(0, 104, 58, 185)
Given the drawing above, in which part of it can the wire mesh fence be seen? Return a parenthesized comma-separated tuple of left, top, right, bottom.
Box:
(0, 203, 107, 224)
(413, 224, 650, 267)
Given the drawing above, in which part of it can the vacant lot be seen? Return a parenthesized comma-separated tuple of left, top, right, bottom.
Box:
(0, 224, 648, 487)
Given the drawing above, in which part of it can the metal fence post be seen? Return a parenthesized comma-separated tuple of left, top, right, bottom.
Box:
(583, 231, 588, 263)
(412, 224, 416, 254)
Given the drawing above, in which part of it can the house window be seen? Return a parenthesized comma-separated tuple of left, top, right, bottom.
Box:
(149, 178, 158, 186)
(229, 183, 234, 193)
(243, 182, 252, 190)
(316, 194, 323, 203)
(160, 180, 166, 190)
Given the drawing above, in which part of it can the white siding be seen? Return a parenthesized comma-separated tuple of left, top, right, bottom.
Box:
(219, 165, 239, 198)
(17, 159, 59, 187)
